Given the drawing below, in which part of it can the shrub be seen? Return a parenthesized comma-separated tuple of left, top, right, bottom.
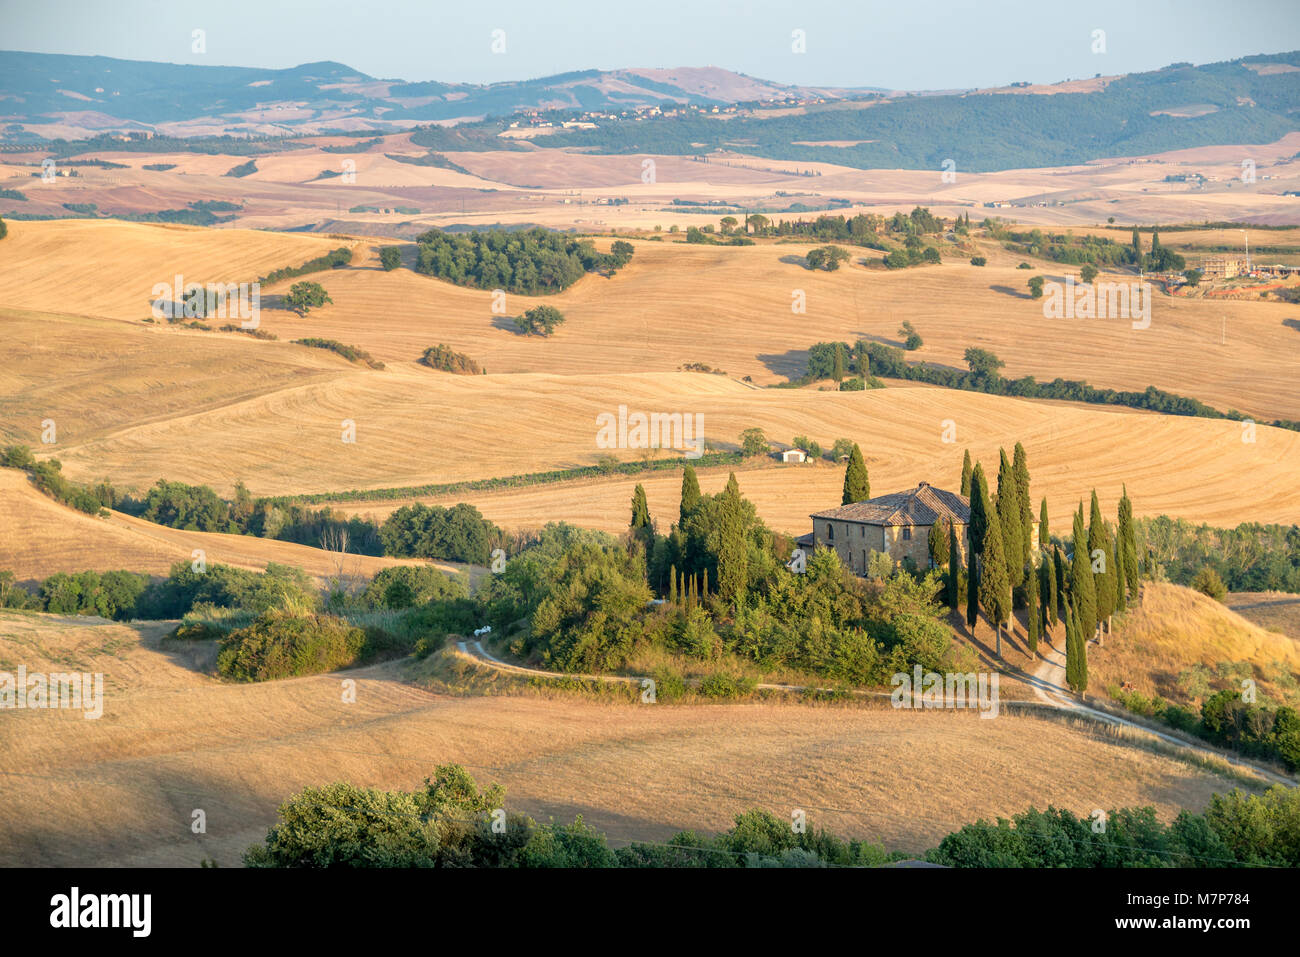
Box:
(284, 281, 332, 315)
(293, 337, 383, 369)
(362, 566, 467, 609)
(697, 673, 757, 699)
(216, 611, 401, 681)
(969, 256, 986, 266)
(1191, 566, 1227, 602)
(420, 343, 482, 375)
(379, 246, 401, 271)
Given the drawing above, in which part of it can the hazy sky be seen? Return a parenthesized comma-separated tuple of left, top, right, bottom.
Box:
(3, 0, 1299, 90)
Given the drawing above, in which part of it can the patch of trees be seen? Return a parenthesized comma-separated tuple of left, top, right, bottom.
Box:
(0, 188, 25, 200)
(413, 227, 632, 294)
(142, 163, 176, 171)
(0, 446, 114, 516)
(420, 343, 482, 374)
(379, 246, 401, 271)
(379, 503, 499, 565)
(216, 610, 406, 682)
(805, 245, 850, 270)
(0, 568, 146, 619)
(384, 151, 470, 174)
(293, 338, 384, 369)
(475, 476, 974, 686)
(1136, 516, 1300, 593)
(225, 159, 258, 178)
(930, 786, 1300, 867)
(260, 247, 352, 284)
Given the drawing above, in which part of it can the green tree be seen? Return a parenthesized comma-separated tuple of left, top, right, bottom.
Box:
(379, 246, 401, 271)
(996, 449, 1024, 592)
(0, 216, 7, 241)
(1065, 597, 1088, 695)
(1039, 497, 1050, 549)
(979, 507, 1013, 655)
(1013, 443, 1033, 569)
(1052, 545, 1067, 627)
(514, 304, 565, 336)
(1070, 505, 1098, 642)
(1191, 566, 1227, 602)
(1089, 490, 1116, 632)
(1118, 485, 1139, 595)
(1027, 275, 1045, 299)
(285, 280, 332, 315)
(679, 465, 701, 528)
(841, 443, 869, 504)
(928, 517, 950, 569)
(740, 428, 771, 457)
(716, 473, 749, 605)
(1080, 263, 1098, 284)
(831, 342, 847, 382)
(630, 483, 652, 538)
(1040, 552, 1058, 628)
(960, 449, 973, 497)
(1130, 226, 1142, 263)
(947, 520, 961, 611)
(1027, 550, 1040, 656)
(1114, 532, 1127, 614)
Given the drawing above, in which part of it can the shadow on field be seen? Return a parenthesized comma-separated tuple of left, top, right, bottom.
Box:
(1283, 318, 1300, 333)
(990, 284, 1032, 299)
(756, 349, 808, 380)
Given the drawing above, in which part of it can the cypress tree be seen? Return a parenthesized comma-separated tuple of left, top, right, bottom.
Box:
(1118, 485, 1139, 595)
(668, 564, 678, 605)
(1071, 505, 1098, 642)
(1039, 496, 1050, 549)
(679, 464, 701, 528)
(968, 463, 990, 557)
(966, 545, 980, 634)
(831, 342, 847, 382)
(1013, 442, 1033, 569)
(1065, 597, 1082, 694)
(996, 449, 1024, 591)
(979, 506, 1013, 656)
(1130, 226, 1142, 263)
(1089, 490, 1116, 634)
(960, 449, 973, 496)
(841, 443, 870, 504)
(1027, 552, 1040, 656)
(716, 473, 747, 604)
(928, 517, 949, 569)
(1114, 532, 1127, 614)
(1042, 552, 1058, 628)
(1053, 545, 1067, 623)
(947, 520, 960, 611)
(631, 483, 651, 531)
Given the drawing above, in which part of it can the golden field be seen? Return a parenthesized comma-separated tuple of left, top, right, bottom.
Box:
(0, 610, 1259, 866)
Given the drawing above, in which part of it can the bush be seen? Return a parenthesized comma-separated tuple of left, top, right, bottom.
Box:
(293, 338, 383, 369)
(362, 566, 467, 610)
(379, 247, 401, 271)
(420, 344, 482, 375)
(216, 611, 403, 681)
(697, 673, 758, 699)
(969, 256, 986, 266)
(1191, 566, 1227, 602)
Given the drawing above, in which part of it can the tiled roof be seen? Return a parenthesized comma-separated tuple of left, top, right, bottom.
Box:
(810, 482, 970, 526)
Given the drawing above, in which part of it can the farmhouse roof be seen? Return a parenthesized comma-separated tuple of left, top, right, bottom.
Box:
(810, 482, 970, 527)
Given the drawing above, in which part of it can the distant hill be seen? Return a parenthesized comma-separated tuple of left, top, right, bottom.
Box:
(0, 51, 870, 140)
(2, 50, 1299, 172)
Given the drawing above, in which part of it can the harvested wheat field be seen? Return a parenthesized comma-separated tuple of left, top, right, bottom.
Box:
(1224, 592, 1300, 641)
(3, 220, 1298, 423)
(0, 469, 469, 585)
(0, 219, 350, 323)
(1091, 583, 1300, 706)
(0, 611, 1258, 867)
(37, 370, 1299, 531)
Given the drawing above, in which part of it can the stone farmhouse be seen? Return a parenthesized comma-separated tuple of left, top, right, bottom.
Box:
(796, 482, 1039, 576)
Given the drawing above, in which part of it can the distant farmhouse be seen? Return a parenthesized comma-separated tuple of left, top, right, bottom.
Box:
(797, 482, 1039, 576)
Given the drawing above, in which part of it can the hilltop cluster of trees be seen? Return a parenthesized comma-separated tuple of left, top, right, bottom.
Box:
(260, 247, 352, 285)
(474, 472, 973, 686)
(413, 227, 632, 294)
(994, 224, 1187, 272)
